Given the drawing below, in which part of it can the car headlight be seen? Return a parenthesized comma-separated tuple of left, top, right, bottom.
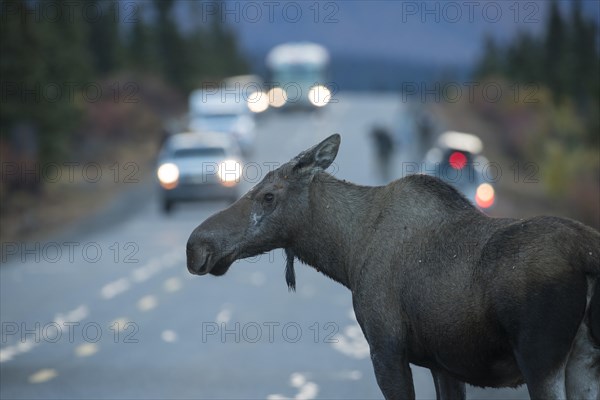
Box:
(157, 163, 179, 189)
(475, 183, 495, 209)
(218, 159, 241, 187)
(308, 85, 331, 107)
(247, 91, 269, 113)
(267, 87, 287, 108)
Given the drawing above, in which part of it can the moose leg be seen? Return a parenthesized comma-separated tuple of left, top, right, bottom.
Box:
(565, 322, 600, 400)
(353, 298, 414, 399)
(370, 350, 415, 400)
(513, 318, 572, 400)
(566, 280, 600, 400)
(508, 271, 586, 399)
(512, 308, 575, 399)
(431, 370, 465, 400)
(518, 360, 567, 400)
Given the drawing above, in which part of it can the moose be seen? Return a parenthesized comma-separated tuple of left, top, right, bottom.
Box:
(187, 134, 600, 400)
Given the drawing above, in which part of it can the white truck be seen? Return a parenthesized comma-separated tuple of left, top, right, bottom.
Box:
(266, 42, 331, 108)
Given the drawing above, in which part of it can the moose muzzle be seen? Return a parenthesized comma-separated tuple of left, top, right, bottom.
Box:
(186, 237, 212, 275)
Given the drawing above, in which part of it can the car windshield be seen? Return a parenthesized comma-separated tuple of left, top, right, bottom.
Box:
(273, 64, 324, 85)
(172, 147, 226, 158)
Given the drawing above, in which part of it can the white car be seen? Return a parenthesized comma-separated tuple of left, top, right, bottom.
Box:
(188, 89, 256, 155)
(157, 132, 242, 213)
(189, 112, 255, 155)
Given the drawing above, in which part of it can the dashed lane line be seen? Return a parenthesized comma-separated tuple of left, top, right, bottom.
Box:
(28, 368, 58, 384)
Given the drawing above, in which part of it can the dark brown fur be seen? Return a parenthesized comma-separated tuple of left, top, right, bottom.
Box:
(187, 135, 600, 400)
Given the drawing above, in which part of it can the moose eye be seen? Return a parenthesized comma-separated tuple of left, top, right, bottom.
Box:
(263, 193, 274, 203)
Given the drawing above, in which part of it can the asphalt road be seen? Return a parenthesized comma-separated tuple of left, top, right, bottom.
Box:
(1, 93, 529, 399)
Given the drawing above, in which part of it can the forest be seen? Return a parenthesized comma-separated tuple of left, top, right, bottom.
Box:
(1, 0, 248, 165)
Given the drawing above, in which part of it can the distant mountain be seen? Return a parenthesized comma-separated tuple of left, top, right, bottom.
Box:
(245, 50, 470, 92)
(174, 0, 597, 91)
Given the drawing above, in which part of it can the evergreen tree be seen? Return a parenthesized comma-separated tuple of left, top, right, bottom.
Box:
(87, 0, 123, 76)
(476, 0, 598, 108)
(474, 0, 599, 149)
(476, 34, 502, 77)
(0, 0, 45, 132)
(505, 31, 541, 83)
(154, 0, 189, 91)
(206, 0, 248, 79)
(1, 0, 93, 162)
(1, 0, 250, 163)
(570, 0, 599, 103)
(183, 27, 209, 90)
(544, 0, 566, 101)
(128, 4, 157, 72)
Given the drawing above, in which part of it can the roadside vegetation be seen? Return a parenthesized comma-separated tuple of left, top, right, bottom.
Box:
(0, 0, 248, 242)
(472, 0, 599, 227)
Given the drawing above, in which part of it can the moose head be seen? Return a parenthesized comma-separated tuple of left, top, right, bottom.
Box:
(186, 134, 341, 289)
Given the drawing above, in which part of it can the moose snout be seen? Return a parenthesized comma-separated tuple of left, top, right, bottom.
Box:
(186, 235, 212, 275)
(186, 205, 246, 276)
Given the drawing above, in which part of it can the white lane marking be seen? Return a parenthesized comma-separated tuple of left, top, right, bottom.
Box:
(101, 278, 131, 299)
(290, 372, 306, 387)
(0, 348, 15, 363)
(161, 330, 178, 343)
(16, 340, 36, 353)
(216, 305, 232, 324)
(53, 304, 89, 326)
(331, 324, 370, 359)
(268, 373, 319, 400)
(4, 250, 183, 365)
(0, 342, 37, 363)
(164, 277, 182, 293)
(0, 350, 14, 363)
(295, 382, 318, 399)
(137, 295, 158, 312)
(28, 368, 58, 384)
(131, 259, 162, 283)
(1, 304, 88, 363)
(331, 309, 370, 359)
(4, 249, 182, 364)
(100, 248, 184, 300)
(75, 343, 98, 357)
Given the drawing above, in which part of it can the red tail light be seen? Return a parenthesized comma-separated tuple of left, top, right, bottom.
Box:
(449, 151, 467, 169)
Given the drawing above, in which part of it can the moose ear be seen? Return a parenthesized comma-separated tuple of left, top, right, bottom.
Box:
(292, 134, 341, 174)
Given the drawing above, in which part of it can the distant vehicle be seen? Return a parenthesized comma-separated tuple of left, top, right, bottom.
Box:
(156, 132, 242, 213)
(188, 86, 256, 155)
(222, 74, 263, 93)
(266, 42, 331, 109)
(423, 131, 496, 210)
(223, 74, 270, 114)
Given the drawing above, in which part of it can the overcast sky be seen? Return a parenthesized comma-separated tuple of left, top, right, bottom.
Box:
(175, 0, 599, 69)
